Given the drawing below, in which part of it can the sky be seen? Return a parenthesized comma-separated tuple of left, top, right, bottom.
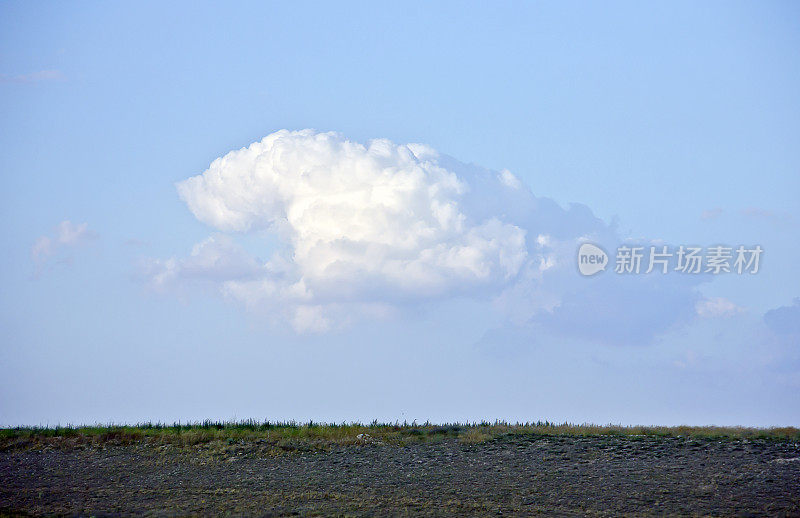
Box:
(1, 1, 798, 427)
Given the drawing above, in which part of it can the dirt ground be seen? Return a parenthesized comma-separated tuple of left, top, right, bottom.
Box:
(2, 435, 799, 516)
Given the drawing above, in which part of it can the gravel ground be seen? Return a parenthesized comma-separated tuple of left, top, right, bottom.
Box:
(2, 435, 800, 516)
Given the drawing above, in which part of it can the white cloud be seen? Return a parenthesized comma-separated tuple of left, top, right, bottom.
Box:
(32, 220, 96, 274)
(498, 169, 522, 189)
(153, 129, 702, 339)
(696, 297, 745, 318)
(56, 220, 91, 245)
(142, 234, 264, 288)
(172, 130, 527, 331)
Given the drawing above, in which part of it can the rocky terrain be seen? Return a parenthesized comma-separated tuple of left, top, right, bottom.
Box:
(2, 434, 800, 516)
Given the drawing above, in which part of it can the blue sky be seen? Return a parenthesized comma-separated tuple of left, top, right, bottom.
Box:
(1, 1, 798, 426)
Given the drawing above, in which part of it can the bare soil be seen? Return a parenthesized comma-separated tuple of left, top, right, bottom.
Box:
(2, 435, 799, 516)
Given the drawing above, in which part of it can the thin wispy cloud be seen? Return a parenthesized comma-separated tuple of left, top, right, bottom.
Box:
(0, 69, 66, 84)
(764, 298, 800, 336)
(696, 297, 745, 318)
(701, 208, 724, 220)
(740, 207, 794, 225)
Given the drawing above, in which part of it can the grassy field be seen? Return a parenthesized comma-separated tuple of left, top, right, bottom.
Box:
(2, 420, 798, 452)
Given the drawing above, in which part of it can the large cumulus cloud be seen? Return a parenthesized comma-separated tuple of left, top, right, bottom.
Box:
(161, 130, 528, 330)
(178, 130, 527, 298)
(148, 129, 701, 339)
